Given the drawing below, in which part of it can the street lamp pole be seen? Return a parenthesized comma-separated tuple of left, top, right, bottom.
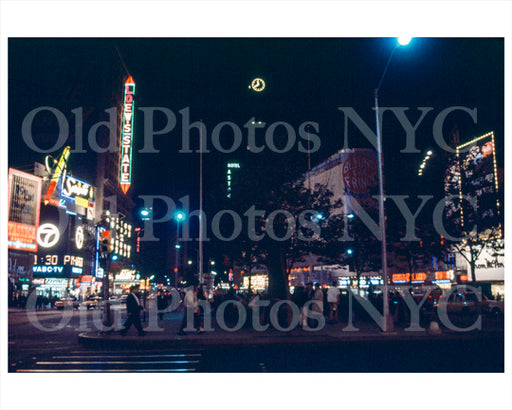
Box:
(374, 37, 411, 332)
(175, 220, 180, 289)
(374, 87, 392, 332)
(174, 212, 184, 289)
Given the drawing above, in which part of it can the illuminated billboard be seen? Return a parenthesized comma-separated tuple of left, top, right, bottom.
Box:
(305, 148, 379, 215)
(341, 150, 379, 213)
(445, 131, 500, 230)
(34, 204, 94, 277)
(119, 76, 136, 194)
(60, 175, 95, 208)
(8, 169, 42, 252)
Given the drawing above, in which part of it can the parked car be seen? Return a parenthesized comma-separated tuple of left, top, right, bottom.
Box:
(55, 297, 80, 310)
(436, 290, 488, 315)
(83, 296, 104, 310)
(486, 299, 504, 318)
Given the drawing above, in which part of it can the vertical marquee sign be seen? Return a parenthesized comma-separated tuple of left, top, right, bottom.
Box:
(119, 75, 136, 194)
(8, 169, 43, 252)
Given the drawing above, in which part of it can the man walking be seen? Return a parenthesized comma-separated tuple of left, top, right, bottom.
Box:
(119, 285, 146, 336)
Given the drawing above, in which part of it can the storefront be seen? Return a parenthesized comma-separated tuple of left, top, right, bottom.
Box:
(32, 277, 77, 299)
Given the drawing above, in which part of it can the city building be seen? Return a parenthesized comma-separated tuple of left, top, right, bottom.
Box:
(8, 59, 137, 303)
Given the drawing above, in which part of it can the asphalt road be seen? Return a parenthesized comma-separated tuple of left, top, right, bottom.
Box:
(8, 308, 504, 372)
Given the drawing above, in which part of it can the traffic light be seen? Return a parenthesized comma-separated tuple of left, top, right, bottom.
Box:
(100, 230, 113, 254)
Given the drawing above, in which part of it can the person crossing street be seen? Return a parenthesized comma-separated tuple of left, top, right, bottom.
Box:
(119, 285, 146, 336)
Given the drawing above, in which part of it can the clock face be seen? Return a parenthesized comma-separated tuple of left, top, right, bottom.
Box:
(249, 78, 265, 92)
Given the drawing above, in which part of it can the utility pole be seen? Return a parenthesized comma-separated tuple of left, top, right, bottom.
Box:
(99, 212, 114, 328)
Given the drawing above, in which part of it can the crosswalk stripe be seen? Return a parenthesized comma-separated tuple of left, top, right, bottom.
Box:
(52, 354, 202, 359)
(14, 349, 204, 372)
(17, 368, 196, 373)
(36, 360, 199, 365)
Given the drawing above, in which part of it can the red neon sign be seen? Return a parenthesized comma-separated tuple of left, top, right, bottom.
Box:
(119, 76, 135, 194)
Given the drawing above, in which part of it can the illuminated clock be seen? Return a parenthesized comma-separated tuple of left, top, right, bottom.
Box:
(249, 78, 265, 92)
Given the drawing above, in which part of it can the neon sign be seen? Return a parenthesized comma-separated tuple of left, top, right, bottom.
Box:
(119, 76, 136, 194)
(36, 223, 60, 248)
(44, 146, 70, 205)
(32, 265, 65, 274)
(392, 273, 410, 283)
(411, 272, 427, 283)
(75, 226, 84, 250)
(61, 175, 94, 208)
(115, 269, 136, 282)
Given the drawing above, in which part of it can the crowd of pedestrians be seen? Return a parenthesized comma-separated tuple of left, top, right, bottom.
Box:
(151, 281, 345, 333)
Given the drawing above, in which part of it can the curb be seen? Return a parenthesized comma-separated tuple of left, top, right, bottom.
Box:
(78, 329, 504, 349)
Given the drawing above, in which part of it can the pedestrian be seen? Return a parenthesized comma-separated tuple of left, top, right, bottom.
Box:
(196, 285, 206, 333)
(327, 281, 340, 324)
(312, 283, 324, 316)
(304, 282, 315, 326)
(291, 286, 307, 327)
(157, 289, 167, 320)
(119, 285, 146, 336)
(178, 283, 202, 335)
(36, 294, 43, 310)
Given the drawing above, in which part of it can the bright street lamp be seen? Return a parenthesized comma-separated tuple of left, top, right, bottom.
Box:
(174, 211, 186, 288)
(397, 37, 412, 46)
(374, 37, 412, 332)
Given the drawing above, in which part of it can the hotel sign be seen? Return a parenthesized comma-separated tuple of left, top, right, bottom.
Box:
(8, 169, 42, 252)
(120, 76, 136, 194)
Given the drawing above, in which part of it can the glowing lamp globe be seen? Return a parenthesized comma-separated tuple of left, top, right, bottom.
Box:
(397, 37, 412, 46)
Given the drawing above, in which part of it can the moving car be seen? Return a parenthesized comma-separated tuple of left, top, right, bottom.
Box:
(83, 295, 104, 310)
(55, 297, 80, 310)
(110, 294, 128, 304)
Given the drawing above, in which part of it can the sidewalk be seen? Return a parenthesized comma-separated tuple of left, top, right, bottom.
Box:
(78, 310, 504, 348)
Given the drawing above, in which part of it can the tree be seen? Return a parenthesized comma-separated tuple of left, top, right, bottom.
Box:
(448, 227, 503, 284)
(210, 156, 345, 299)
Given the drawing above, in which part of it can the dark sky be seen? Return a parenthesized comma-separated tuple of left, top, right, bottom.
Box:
(8, 37, 504, 212)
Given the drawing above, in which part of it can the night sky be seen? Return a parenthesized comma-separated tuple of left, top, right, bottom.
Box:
(9, 37, 503, 192)
(8, 37, 504, 242)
